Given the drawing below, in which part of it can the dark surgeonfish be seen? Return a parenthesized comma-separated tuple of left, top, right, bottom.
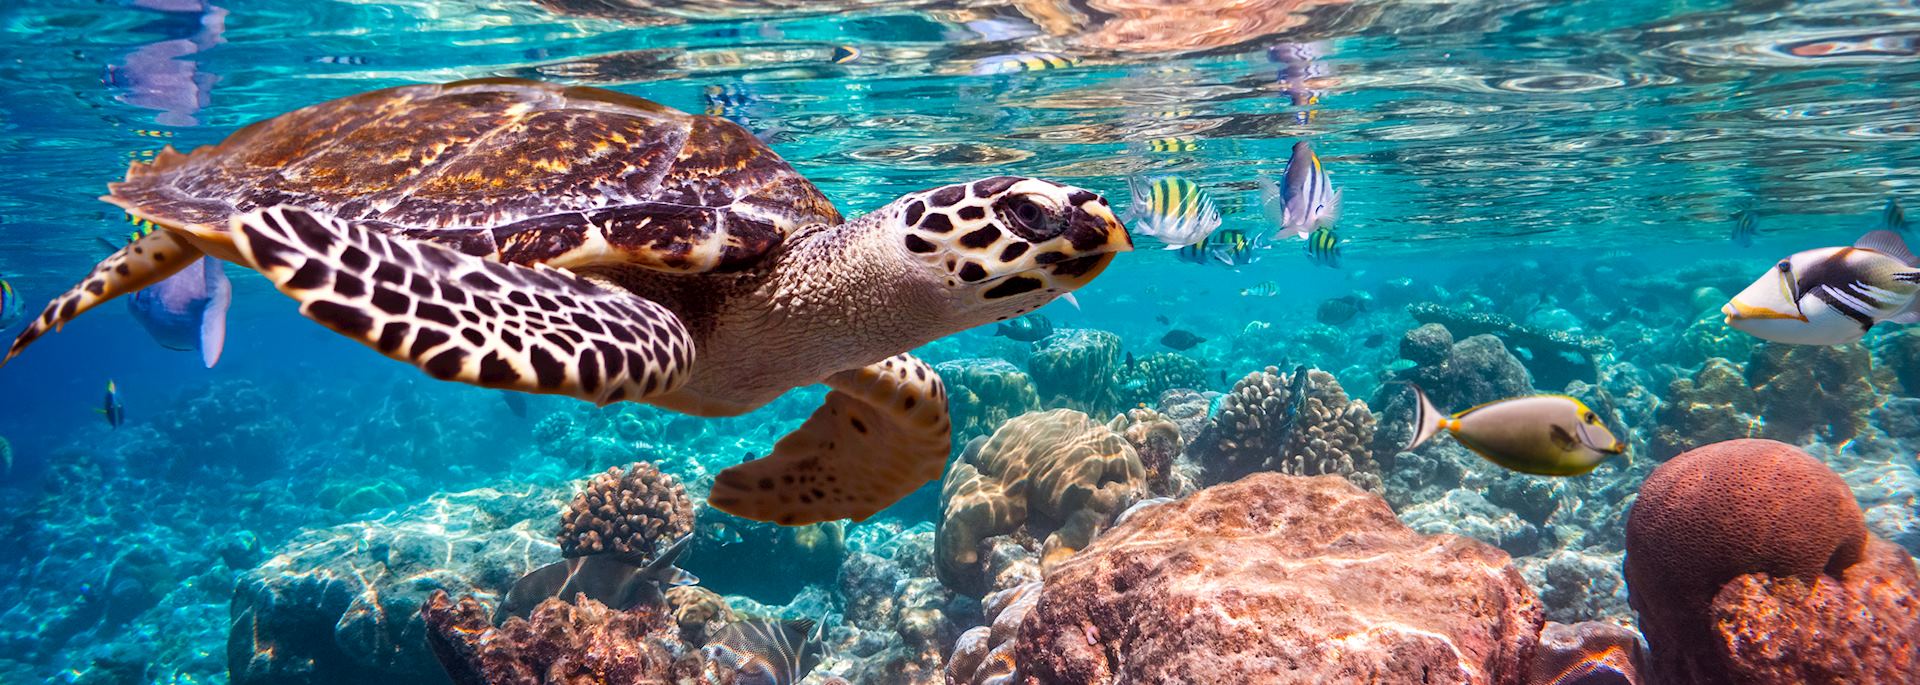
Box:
(702, 617, 826, 685)
(494, 534, 698, 623)
(1160, 329, 1205, 350)
(993, 314, 1054, 342)
(106, 220, 232, 367)
(100, 380, 126, 429)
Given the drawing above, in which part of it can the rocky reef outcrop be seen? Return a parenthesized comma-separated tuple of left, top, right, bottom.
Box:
(1374, 326, 1535, 455)
(935, 409, 1145, 597)
(420, 591, 691, 684)
(935, 358, 1041, 447)
(1625, 439, 1920, 684)
(1407, 302, 1611, 388)
(1027, 329, 1123, 417)
(1190, 366, 1381, 492)
(1651, 344, 1883, 460)
(228, 487, 564, 685)
(832, 529, 974, 684)
(990, 473, 1544, 684)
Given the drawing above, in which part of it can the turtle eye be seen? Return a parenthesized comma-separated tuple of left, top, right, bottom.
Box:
(1012, 199, 1044, 231)
(998, 194, 1059, 241)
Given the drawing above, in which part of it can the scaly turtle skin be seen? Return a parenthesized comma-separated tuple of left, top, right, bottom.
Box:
(6, 78, 1132, 525)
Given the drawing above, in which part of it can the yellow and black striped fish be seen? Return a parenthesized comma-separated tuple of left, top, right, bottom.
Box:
(1146, 137, 1199, 153)
(130, 128, 173, 138)
(1242, 281, 1282, 297)
(701, 618, 824, 685)
(1306, 227, 1341, 268)
(971, 52, 1078, 75)
(121, 213, 160, 242)
(1178, 228, 1258, 267)
(1124, 175, 1222, 249)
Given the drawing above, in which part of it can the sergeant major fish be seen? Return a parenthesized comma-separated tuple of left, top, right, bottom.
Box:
(1177, 228, 1258, 267)
(1124, 175, 1222, 249)
(1404, 384, 1626, 476)
(1262, 140, 1341, 241)
(1722, 230, 1920, 345)
(971, 52, 1078, 75)
(1305, 227, 1342, 268)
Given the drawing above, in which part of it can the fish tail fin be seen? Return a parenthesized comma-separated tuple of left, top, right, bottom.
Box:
(6, 230, 203, 367)
(199, 258, 232, 368)
(1403, 383, 1446, 453)
(1123, 175, 1150, 220)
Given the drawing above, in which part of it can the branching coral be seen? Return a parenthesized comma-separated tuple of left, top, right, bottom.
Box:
(935, 358, 1041, 446)
(560, 462, 695, 560)
(1191, 367, 1381, 493)
(935, 409, 1145, 597)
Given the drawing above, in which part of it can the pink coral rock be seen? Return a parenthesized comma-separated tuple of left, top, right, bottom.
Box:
(1011, 473, 1542, 684)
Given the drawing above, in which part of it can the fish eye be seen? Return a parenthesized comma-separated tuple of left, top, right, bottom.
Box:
(1776, 260, 1791, 273)
(1583, 412, 1598, 424)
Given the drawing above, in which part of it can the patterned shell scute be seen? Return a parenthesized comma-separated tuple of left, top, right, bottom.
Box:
(107, 78, 842, 273)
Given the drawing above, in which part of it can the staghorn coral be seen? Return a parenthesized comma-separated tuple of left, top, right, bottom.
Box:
(934, 358, 1040, 447)
(1106, 406, 1186, 496)
(1114, 352, 1208, 409)
(1623, 439, 1913, 685)
(1026, 329, 1123, 416)
(419, 591, 691, 685)
(1190, 366, 1381, 493)
(560, 462, 695, 560)
(935, 409, 1145, 597)
(1011, 473, 1543, 684)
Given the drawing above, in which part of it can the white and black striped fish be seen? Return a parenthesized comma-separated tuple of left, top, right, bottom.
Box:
(702, 618, 825, 685)
(1884, 198, 1910, 233)
(1730, 209, 1759, 247)
(1724, 230, 1920, 345)
(1122, 175, 1222, 249)
(1263, 140, 1341, 241)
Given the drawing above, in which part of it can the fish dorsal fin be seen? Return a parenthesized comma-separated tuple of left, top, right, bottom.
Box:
(1856, 230, 1918, 267)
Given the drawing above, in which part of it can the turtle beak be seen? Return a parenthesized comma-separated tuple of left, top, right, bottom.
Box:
(1045, 202, 1129, 289)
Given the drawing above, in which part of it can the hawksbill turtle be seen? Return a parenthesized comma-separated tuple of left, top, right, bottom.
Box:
(6, 78, 1132, 525)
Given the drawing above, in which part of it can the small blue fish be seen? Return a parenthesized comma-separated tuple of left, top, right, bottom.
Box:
(971, 52, 1078, 75)
(1178, 228, 1259, 267)
(1884, 198, 1910, 233)
(1123, 175, 1222, 249)
(111, 217, 231, 367)
(1306, 227, 1342, 268)
(100, 380, 125, 429)
(1263, 140, 1342, 241)
(0, 279, 22, 330)
(1731, 209, 1759, 247)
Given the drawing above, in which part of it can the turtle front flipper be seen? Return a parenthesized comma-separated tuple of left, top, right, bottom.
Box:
(710, 353, 951, 526)
(5, 229, 202, 365)
(227, 206, 695, 404)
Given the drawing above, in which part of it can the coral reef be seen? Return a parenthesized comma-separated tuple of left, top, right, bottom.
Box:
(1190, 366, 1381, 492)
(1878, 329, 1920, 396)
(559, 462, 695, 560)
(419, 591, 691, 684)
(1401, 488, 1544, 557)
(1107, 406, 1188, 496)
(229, 487, 564, 685)
(830, 530, 973, 684)
(1624, 439, 1920, 684)
(1520, 550, 1630, 625)
(1648, 358, 1759, 460)
(1154, 387, 1214, 442)
(1007, 473, 1543, 684)
(1526, 621, 1647, 685)
(1375, 330, 1534, 455)
(1408, 302, 1610, 387)
(1113, 352, 1208, 409)
(1654, 344, 1883, 459)
(934, 358, 1040, 447)
(945, 581, 1039, 685)
(1026, 329, 1123, 416)
(665, 585, 733, 644)
(935, 409, 1144, 597)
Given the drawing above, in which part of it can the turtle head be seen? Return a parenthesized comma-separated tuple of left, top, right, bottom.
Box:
(887, 176, 1132, 323)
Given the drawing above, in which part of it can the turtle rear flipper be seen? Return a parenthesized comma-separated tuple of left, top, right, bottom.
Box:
(709, 353, 951, 525)
(5, 229, 202, 365)
(227, 206, 694, 404)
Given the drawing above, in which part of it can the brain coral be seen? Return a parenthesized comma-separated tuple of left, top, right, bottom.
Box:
(1624, 439, 1891, 684)
(1191, 366, 1381, 492)
(560, 462, 695, 560)
(935, 409, 1145, 597)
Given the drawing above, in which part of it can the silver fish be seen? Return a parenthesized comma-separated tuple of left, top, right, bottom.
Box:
(495, 534, 699, 623)
(1264, 140, 1341, 241)
(702, 617, 826, 685)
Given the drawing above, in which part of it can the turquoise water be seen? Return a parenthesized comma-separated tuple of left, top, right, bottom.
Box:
(0, 1, 1916, 683)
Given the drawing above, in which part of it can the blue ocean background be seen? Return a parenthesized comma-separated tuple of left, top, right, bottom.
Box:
(0, 0, 1916, 683)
